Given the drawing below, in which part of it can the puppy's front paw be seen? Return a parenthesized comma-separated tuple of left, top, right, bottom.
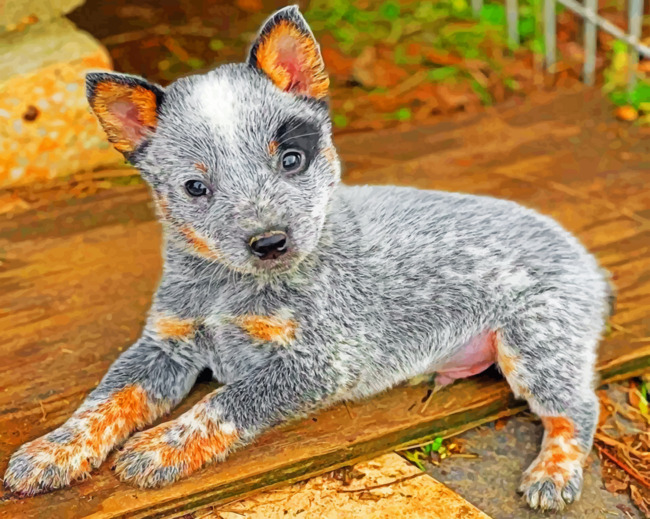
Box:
(114, 417, 237, 488)
(4, 434, 93, 496)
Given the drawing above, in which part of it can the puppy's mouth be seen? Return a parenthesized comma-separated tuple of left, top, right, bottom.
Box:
(251, 248, 300, 272)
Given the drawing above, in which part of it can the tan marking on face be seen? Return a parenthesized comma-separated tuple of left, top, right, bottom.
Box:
(233, 315, 297, 346)
(179, 226, 220, 260)
(152, 192, 170, 221)
(195, 162, 208, 173)
(91, 82, 159, 153)
(255, 20, 329, 99)
(154, 314, 197, 340)
(322, 145, 337, 166)
(268, 140, 279, 155)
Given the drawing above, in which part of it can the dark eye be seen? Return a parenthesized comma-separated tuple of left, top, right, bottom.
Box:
(280, 150, 304, 173)
(184, 179, 209, 197)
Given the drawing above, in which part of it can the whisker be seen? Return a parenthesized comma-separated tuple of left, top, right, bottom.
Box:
(280, 131, 321, 142)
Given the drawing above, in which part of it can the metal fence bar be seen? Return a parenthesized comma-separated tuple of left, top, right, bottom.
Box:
(583, 0, 598, 85)
(628, 0, 643, 90)
(556, 0, 650, 58)
(472, 0, 483, 18)
(506, 0, 520, 48)
(544, 0, 557, 69)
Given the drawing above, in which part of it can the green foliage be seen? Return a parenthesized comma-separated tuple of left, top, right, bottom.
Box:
(402, 436, 446, 471)
(480, 3, 506, 25)
(427, 66, 461, 81)
(470, 79, 493, 104)
(379, 0, 401, 21)
(389, 107, 413, 121)
(604, 40, 650, 113)
(332, 113, 349, 128)
(209, 39, 224, 52)
(640, 380, 649, 418)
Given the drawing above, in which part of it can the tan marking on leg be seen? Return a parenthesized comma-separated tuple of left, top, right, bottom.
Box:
(522, 416, 584, 488)
(233, 315, 297, 346)
(542, 416, 575, 440)
(114, 390, 238, 487)
(11, 385, 164, 494)
(494, 331, 532, 398)
(153, 314, 197, 340)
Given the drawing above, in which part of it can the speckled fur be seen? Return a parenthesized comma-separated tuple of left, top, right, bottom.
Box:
(4, 6, 611, 510)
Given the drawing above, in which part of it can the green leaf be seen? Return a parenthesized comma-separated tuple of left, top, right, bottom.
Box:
(427, 66, 460, 81)
(209, 39, 224, 52)
(332, 113, 349, 128)
(379, 0, 400, 21)
(391, 107, 412, 121)
(186, 58, 205, 70)
(470, 79, 493, 105)
(430, 436, 444, 452)
(480, 4, 507, 26)
(628, 82, 650, 109)
(518, 15, 536, 39)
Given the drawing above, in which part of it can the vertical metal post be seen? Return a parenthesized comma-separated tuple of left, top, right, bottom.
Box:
(628, 0, 643, 90)
(583, 0, 598, 85)
(472, 0, 483, 18)
(544, 0, 557, 70)
(506, 0, 520, 48)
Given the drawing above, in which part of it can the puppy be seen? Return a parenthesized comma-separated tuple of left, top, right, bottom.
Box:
(4, 6, 611, 511)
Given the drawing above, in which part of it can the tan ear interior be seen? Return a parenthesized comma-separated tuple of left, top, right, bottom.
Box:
(90, 82, 159, 154)
(255, 20, 329, 100)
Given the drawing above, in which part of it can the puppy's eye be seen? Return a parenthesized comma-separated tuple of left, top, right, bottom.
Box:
(184, 179, 209, 197)
(280, 150, 304, 173)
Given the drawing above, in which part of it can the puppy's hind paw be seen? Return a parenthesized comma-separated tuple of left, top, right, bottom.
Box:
(519, 468, 583, 511)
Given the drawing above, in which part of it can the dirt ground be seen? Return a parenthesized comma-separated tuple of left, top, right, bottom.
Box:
(427, 385, 645, 519)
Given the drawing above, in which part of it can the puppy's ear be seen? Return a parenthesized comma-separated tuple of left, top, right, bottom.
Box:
(247, 5, 329, 100)
(86, 72, 164, 157)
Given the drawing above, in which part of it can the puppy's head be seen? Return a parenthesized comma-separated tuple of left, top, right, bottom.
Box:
(87, 6, 340, 274)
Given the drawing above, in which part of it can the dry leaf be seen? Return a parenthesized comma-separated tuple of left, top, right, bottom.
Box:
(616, 106, 639, 122)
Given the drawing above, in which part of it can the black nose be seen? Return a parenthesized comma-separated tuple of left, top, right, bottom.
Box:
(249, 231, 288, 260)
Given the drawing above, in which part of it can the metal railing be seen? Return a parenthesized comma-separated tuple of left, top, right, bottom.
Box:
(472, 0, 649, 89)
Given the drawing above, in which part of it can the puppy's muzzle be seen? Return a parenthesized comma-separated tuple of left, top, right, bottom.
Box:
(248, 231, 288, 260)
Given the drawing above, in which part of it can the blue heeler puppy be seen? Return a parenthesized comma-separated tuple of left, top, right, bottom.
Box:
(4, 6, 612, 511)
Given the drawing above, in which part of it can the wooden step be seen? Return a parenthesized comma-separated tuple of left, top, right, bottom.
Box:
(1, 87, 649, 518)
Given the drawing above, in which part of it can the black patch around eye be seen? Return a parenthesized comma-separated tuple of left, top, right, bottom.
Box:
(275, 118, 320, 170)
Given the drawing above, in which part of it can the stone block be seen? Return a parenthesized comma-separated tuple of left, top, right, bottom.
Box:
(0, 18, 122, 188)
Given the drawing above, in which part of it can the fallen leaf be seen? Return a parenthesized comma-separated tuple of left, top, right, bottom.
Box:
(616, 105, 639, 122)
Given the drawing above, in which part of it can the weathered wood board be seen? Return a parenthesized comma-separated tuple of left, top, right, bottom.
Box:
(1, 89, 649, 518)
(208, 453, 492, 519)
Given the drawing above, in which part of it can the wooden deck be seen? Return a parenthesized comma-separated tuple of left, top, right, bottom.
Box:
(1, 87, 649, 518)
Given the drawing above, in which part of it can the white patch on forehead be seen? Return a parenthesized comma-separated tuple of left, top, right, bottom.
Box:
(192, 75, 241, 142)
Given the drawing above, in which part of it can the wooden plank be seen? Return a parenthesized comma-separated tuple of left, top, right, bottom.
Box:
(206, 453, 492, 519)
(1, 89, 649, 518)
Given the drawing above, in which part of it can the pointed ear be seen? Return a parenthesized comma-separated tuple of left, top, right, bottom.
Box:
(247, 6, 329, 100)
(86, 72, 165, 157)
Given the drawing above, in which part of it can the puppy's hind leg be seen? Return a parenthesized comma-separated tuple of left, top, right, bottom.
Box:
(494, 319, 601, 512)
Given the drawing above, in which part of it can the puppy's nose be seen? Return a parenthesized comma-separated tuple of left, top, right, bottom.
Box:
(249, 231, 288, 260)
